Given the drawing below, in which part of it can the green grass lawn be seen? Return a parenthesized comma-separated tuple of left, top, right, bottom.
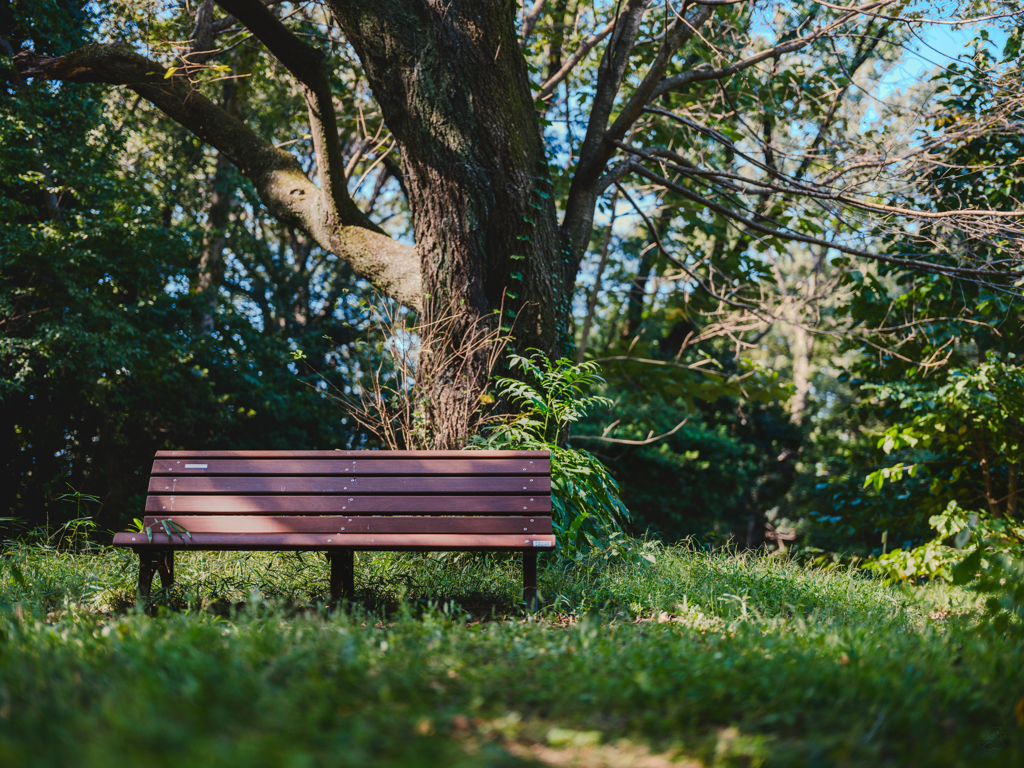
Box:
(0, 539, 1020, 767)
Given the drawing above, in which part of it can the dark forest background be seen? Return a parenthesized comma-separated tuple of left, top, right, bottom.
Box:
(5, 1, 1024, 572)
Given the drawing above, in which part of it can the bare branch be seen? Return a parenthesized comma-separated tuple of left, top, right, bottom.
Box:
(627, 162, 1015, 280)
(520, 0, 548, 45)
(536, 17, 617, 100)
(649, 0, 896, 101)
(617, 138, 1024, 221)
(814, 0, 1019, 26)
(571, 416, 689, 445)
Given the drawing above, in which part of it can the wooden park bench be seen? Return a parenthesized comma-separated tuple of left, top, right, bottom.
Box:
(113, 450, 554, 608)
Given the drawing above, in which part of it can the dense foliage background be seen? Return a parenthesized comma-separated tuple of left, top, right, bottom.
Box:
(4, 0, 1024, 576)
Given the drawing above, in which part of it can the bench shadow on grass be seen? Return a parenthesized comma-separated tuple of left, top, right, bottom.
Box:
(137, 549, 534, 622)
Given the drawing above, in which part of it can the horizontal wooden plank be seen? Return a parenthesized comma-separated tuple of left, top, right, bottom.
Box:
(148, 476, 551, 495)
(151, 458, 550, 476)
(113, 531, 557, 551)
(156, 450, 549, 459)
(142, 516, 552, 534)
(146, 495, 551, 514)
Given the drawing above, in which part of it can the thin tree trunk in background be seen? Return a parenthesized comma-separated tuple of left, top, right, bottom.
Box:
(193, 77, 241, 335)
(1008, 463, 1018, 517)
(577, 189, 618, 363)
(972, 423, 1001, 518)
(768, 248, 819, 425)
(193, 151, 235, 335)
(620, 206, 669, 341)
(620, 246, 655, 341)
(789, 322, 815, 424)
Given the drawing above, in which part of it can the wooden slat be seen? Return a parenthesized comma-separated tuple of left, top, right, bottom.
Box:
(145, 495, 551, 514)
(156, 450, 548, 459)
(143, 515, 553, 534)
(113, 531, 557, 550)
(122, 450, 558, 555)
(148, 476, 551, 495)
(151, 458, 550, 476)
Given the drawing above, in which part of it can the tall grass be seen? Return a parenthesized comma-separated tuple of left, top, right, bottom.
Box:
(0, 539, 1019, 767)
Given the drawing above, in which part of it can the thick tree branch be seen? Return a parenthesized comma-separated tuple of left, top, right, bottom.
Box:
(14, 43, 421, 309)
(571, 415, 689, 445)
(562, 1, 714, 275)
(605, 4, 715, 152)
(561, 0, 649, 268)
(215, 0, 353, 224)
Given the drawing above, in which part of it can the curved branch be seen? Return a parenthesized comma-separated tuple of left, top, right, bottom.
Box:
(616, 139, 1024, 221)
(536, 17, 617, 100)
(215, 0, 353, 224)
(14, 43, 422, 309)
(571, 416, 689, 445)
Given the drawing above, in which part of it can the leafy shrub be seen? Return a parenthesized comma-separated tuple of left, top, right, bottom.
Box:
(860, 361, 1024, 630)
(471, 352, 628, 553)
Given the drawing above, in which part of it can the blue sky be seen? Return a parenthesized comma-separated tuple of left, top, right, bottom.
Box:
(878, 22, 1010, 98)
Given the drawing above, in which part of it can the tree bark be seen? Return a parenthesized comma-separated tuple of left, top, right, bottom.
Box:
(329, 0, 569, 446)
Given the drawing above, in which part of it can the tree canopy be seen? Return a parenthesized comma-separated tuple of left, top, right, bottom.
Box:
(4, 0, 1024, 549)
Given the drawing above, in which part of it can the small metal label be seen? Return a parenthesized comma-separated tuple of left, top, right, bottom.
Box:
(532, 540, 553, 547)
(184, 464, 208, 469)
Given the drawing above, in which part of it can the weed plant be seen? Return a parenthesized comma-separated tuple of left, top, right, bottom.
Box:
(0, 538, 1020, 767)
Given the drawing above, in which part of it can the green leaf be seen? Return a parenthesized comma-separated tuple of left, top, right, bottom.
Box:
(951, 550, 982, 585)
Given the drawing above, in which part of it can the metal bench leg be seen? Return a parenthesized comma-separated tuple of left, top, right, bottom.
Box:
(329, 550, 354, 607)
(523, 550, 538, 612)
(156, 550, 174, 589)
(137, 551, 156, 606)
(137, 549, 173, 609)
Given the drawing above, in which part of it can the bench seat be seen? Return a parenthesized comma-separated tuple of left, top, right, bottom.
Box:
(113, 449, 555, 608)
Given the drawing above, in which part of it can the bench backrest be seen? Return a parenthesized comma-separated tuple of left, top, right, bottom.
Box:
(138, 450, 553, 549)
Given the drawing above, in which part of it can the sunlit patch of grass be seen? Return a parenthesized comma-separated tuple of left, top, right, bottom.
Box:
(0, 538, 1020, 767)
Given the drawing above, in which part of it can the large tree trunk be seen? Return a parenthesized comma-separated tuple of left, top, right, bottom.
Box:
(330, 0, 569, 447)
